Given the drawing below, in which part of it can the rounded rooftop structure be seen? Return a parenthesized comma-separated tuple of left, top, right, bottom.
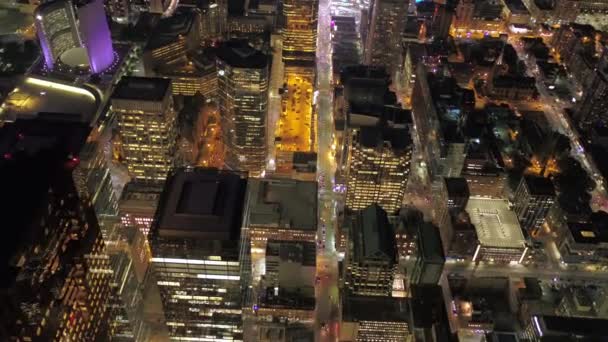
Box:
(59, 47, 90, 69)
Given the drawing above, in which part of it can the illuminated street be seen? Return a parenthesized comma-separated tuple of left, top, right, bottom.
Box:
(314, 0, 341, 337)
(196, 104, 224, 168)
(510, 37, 608, 212)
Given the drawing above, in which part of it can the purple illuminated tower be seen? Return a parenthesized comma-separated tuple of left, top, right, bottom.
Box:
(78, 0, 114, 73)
(34, 1, 81, 70)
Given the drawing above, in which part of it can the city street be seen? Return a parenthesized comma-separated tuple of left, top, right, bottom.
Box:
(509, 37, 608, 212)
(315, 0, 341, 337)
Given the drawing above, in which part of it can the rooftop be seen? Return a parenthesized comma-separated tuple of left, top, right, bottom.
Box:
(445, 177, 470, 197)
(358, 124, 412, 151)
(567, 221, 608, 244)
(111, 76, 171, 102)
(352, 204, 397, 262)
(153, 168, 246, 240)
(0, 77, 99, 123)
(266, 240, 316, 266)
(466, 197, 525, 248)
(245, 178, 317, 230)
(216, 39, 268, 69)
(418, 223, 445, 264)
(120, 180, 164, 205)
(146, 9, 198, 50)
(342, 295, 409, 322)
(534, 315, 608, 337)
(523, 175, 556, 197)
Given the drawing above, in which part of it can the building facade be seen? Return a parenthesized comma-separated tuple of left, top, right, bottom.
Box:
(0, 119, 112, 341)
(513, 176, 556, 234)
(149, 168, 248, 340)
(34, 0, 80, 70)
(345, 124, 412, 214)
(282, 0, 318, 63)
(346, 204, 398, 296)
(112, 77, 177, 182)
(364, 0, 407, 74)
(35, 0, 114, 73)
(217, 40, 269, 176)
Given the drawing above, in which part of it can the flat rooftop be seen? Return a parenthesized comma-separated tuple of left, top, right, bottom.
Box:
(0, 77, 99, 123)
(523, 175, 555, 197)
(466, 197, 525, 248)
(111, 76, 171, 102)
(343, 295, 409, 322)
(245, 178, 317, 231)
(153, 168, 246, 240)
(120, 180, 164, 205)
(445, 177, 470, 197)
(266, 240, 316, 266)
(216, 39, 268, 69)
(535, 315, 608, 337)
(353, 204, 397, 262)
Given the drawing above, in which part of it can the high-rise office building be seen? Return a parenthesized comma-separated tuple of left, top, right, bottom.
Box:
(150, 168, 248, 340)
(34, 0, 80, 70)
(119, 180, 165, 237)
(364, 0, 407, 74)
(282, 0, 318, 63)
(199, 0, 228, 43)
(112, 77, 177, 182)
(217, 40, 269, 176)
(76, 0, 115, 74)
(345, 204, 398, 296)
(513, 176, 556, 234)
(0, 118, 112, 341)
(74, 134, 152, 341)
(345, 122, 412, 214)
(35, 0, 114, 73)
(407, 223, 445, 287)
(341, 295, 411, 341)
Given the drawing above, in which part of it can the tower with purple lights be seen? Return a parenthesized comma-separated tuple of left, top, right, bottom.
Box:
(77, 0, 115, 74)
(34, 0, 81, 70)
(34, 0, 114, 74)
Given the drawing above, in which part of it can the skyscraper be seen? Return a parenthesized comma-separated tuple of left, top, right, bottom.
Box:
(119, 180, 164, 237)
(0, 118, 112, 341)
(282, 0, 318, 63)
(112, 77, 177, 182)
(149, 168, 248, 340)
(364, 0, 408, 74)
(74, 133, 152, 341)
(345, 122, 412, 214)
(513, 176, 556, 234)
(345, 204, 398, 296)
(34, 0, 80, 70)
(34, 0, 114, 73)
(217, 40, 269, 176)
(76, 0, 115, 74)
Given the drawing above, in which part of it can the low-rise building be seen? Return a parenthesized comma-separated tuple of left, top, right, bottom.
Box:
(340, 295, 410, 342)
(244, 178, 318, 244)
(467, 197, 528, 264)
